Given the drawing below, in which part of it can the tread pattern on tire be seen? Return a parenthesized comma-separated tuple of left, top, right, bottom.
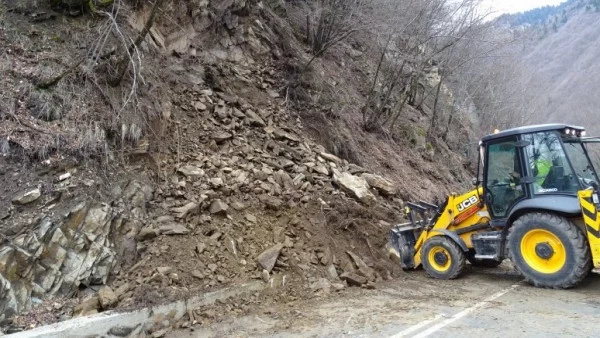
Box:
(507, 212, 591, 289)
(421, 236, 466, 280)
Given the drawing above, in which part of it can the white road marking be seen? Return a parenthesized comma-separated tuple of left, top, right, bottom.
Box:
(388, 314, 444, 338)
(389, 283, 520, 338)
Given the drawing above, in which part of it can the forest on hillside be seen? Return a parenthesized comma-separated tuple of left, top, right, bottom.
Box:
(466, 0, 600, 136)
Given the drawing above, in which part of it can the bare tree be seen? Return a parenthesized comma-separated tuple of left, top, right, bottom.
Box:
(361, 0, 489, 135)
(302, 0, 367, 70)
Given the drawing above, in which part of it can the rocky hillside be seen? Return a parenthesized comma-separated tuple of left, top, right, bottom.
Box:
(0, 0, 475, 333)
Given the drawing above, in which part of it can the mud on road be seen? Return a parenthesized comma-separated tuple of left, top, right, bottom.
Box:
(172, 263, 600, 338)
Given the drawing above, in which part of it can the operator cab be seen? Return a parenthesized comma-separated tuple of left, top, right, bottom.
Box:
(479, 124, 600, 225)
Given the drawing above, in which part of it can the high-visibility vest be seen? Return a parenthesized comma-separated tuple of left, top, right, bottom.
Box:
(535, 159, 552, 185)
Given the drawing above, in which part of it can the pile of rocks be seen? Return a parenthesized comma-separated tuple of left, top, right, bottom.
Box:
(1, 49, 401, 331)
(107, 86, 400, 305)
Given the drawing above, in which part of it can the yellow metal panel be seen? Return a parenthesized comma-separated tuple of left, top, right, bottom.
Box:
(578, 190, 600, 268)
(413, 187, 491, 268)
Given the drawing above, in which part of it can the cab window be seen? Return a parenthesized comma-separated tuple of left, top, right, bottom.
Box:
(523, 131, 579, 194)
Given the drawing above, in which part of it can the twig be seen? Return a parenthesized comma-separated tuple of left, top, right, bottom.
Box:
(36, 57, 85, 89)
(108, 0, 163, 87)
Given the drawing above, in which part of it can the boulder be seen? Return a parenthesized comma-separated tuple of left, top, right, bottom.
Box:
(319, 152, 342, 164)
(177, 165, 204, 177)
(214, 105, 230, 119)
(273, 129, 300, 142)
(98, 286, 118, 309)
(326, 264, 339, 280)
(245, 109, 266, 127)
(361, 173, 397, 196)
(135, 228, 159, 241)
(159, 223, 190, 235)
(309, 278, 331, 294)
(347, 164, 367, 175)
(73, 296, 100, 317)
(313, 164, 329, 176)
(196, 243, 206, 254)
(260, 195, 283, 210)
(171, 202, 199, 219)
(108, 326, 137, 337)
(12, 188, 41, 205)
(257, 244, 284, 272)
(331, 282, 346, 291)
(209, 199, 229, 215)
(273, 170, 293, 190)
(332, 169, 376, 205)
(212, 132, 233, 144)
(157, 266, 174, 275)
(209, 177, 224, 188)
(193, 101, 207, 111)
(347, 251, 376, 281)
(245, 213, 257, 223)
(191, 270, 204, 280)
(340, 272, 367, 286)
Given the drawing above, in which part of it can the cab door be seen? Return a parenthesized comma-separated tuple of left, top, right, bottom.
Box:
(483, 137, 526, 219)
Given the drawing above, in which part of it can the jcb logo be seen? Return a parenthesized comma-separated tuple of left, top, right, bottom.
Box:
(457, 195, 479, 212)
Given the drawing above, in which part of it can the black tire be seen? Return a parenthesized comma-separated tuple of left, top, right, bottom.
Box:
(421, 236, 466, 279)
(467, 252, 503, 268)
(507, 212, 592, 289)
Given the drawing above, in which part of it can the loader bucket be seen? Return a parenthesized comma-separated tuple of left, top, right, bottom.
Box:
(388, 226, 417, 270)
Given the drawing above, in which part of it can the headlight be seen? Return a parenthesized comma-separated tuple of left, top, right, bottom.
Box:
(581, 131, 587, 137)
(565, 128, 571, 135)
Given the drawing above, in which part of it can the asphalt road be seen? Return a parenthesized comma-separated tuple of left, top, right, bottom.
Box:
(173, 264, 600, 338)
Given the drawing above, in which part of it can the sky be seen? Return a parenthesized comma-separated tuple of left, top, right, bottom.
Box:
(480, 0, 567, 16)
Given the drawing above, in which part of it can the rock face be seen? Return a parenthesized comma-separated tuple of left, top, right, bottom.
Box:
(361, 173, 397, 196)
(332, 169, 376, 205)
(0, 180, 153, 323)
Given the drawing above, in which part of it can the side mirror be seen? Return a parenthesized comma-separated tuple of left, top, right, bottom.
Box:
(471, 177, 480, 186)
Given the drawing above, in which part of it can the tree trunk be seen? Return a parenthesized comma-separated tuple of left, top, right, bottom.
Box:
(427, 76, 444, 142)
(442, 104, 456, 142)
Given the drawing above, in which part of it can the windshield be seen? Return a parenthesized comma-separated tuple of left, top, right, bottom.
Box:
(563, 140, 600, 189)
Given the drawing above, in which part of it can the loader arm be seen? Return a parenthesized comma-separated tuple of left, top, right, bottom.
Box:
(389, 187, 493, 269)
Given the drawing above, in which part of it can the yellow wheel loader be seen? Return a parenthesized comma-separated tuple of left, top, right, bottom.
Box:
(389, 124, 600, 288)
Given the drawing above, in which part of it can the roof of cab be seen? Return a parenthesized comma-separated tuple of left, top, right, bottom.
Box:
(481, 123, 585, 142)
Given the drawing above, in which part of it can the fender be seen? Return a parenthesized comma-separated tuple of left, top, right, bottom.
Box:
(430, 229, 469, 252)
(507, 195, 581, 224)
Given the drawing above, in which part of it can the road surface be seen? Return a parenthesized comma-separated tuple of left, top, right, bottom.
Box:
(173, 264, 600, 338)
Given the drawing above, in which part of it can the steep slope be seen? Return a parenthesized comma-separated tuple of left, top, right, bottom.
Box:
(519, 10, 600, 130)
(0, 0, 476, 333)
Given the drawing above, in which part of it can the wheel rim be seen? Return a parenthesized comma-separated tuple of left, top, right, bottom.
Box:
(427, 246, 452, 272)
(520, 229, 566, 274)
